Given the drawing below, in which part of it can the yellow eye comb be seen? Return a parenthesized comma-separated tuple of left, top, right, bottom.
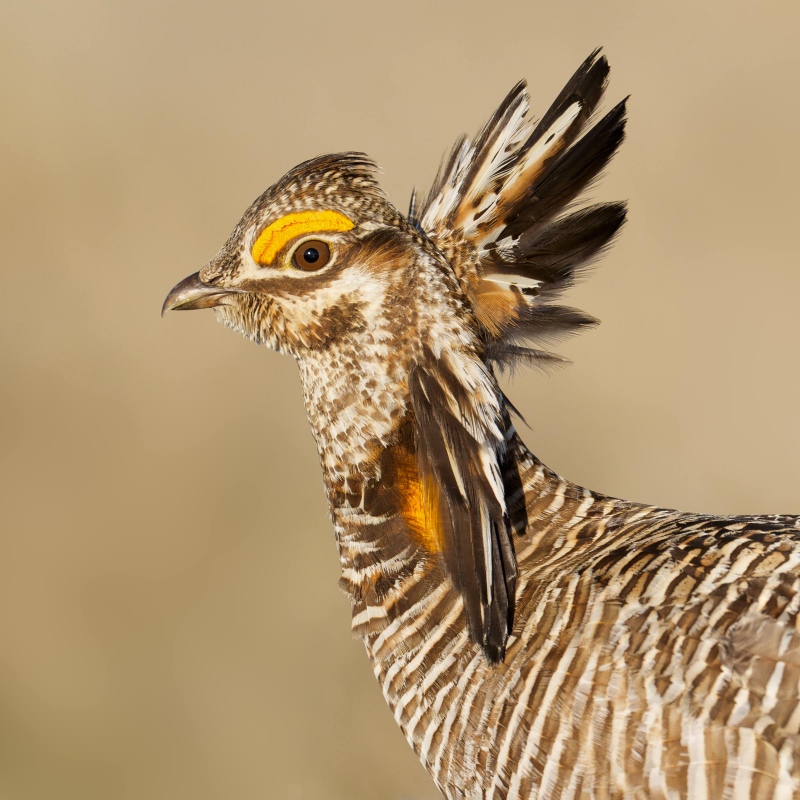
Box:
(251, 210, 355, 265)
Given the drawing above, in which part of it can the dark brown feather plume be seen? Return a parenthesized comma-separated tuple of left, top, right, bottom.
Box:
(417, 50, 627, 371)
(409, 349, 516, 662)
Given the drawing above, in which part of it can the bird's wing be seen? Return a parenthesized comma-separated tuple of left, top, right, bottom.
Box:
(720, 571, 800, 717)
(620, 533, 800, 796)
(414, 49, 627, 369)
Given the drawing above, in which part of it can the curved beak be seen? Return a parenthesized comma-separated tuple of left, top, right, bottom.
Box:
(161, 272, 239, 317)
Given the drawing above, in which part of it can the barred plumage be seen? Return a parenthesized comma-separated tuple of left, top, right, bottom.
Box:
(163, 51, 800, 798)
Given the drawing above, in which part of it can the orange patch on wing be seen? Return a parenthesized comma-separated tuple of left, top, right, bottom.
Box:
(392, 446, 444, 553)
(473, 282, 523, 338)
(251, 210, 355, 265)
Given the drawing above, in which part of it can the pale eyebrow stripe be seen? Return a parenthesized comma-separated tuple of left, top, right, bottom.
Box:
(251, 210, 355, 265)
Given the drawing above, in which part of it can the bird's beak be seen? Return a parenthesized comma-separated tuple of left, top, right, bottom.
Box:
(161, 272, 239, 316)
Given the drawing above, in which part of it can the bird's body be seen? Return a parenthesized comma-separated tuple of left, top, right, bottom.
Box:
(363, 447, 800, 798)
(163, 51, 800, 798)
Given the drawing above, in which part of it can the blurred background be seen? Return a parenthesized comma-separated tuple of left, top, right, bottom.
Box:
(2, 1, 800, 797)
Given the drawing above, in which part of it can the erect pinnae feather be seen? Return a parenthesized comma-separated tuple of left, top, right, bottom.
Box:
(416, 50, 627, 370)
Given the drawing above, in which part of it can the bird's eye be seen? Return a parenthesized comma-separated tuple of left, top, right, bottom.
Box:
(293, 240, 331, 271)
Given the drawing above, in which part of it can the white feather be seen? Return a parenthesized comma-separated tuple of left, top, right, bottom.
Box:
(483, 274, 542, 290)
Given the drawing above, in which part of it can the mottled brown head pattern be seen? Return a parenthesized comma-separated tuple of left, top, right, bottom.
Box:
(163, 153, 438, 356)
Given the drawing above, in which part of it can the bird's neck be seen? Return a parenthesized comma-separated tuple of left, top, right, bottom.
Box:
(295, 343, 648, 793)
(296, 342, 408, 488)
(296, 330, 442, 625)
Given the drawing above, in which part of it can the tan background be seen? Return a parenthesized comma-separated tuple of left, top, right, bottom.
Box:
(2, 1, 800, 798)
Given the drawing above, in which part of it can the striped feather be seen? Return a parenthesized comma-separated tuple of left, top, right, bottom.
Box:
(410, 345, 516, 662)
(359, 437, 800, 798)
(418, 49, 627, 370)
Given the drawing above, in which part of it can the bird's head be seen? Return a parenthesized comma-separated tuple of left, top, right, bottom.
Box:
(162, 153, 446, 358)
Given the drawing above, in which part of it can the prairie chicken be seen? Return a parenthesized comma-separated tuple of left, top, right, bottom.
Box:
(163, 50, 800, 799)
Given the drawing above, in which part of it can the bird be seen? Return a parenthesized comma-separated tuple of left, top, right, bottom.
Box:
(162, 49, 800, 799)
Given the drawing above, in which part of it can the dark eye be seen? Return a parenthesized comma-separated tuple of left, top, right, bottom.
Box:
(293, 240, 331, 271)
